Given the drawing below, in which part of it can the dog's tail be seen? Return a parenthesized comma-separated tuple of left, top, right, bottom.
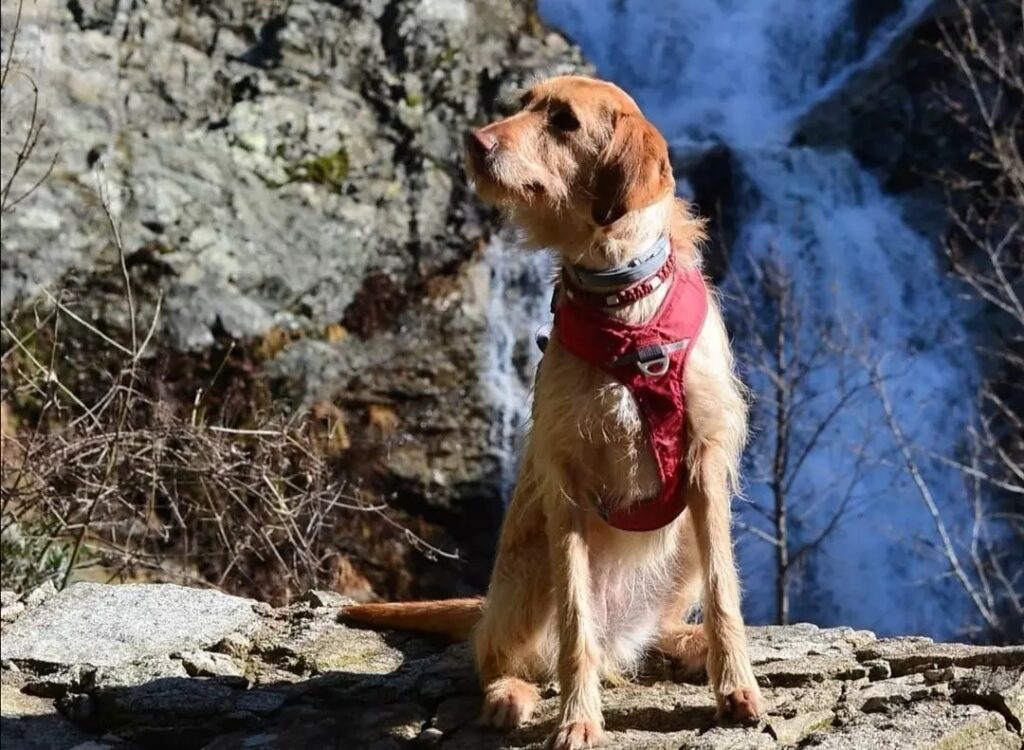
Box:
(340, 597, 484, 641)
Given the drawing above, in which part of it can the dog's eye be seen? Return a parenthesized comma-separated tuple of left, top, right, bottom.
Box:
(548, 106, 579, 132)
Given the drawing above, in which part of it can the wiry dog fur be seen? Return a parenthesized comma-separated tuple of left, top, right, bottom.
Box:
(344, 76, 762, 750)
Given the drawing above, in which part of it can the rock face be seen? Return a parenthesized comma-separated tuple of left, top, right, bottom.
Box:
(0, 0, 587, 594)
(1, 583, 1022, 750)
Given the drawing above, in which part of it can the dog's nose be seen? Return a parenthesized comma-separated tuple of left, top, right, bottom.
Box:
(464, 128, 498, 159)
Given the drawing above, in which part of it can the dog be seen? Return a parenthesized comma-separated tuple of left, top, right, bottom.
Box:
(343, 75, 762, 750)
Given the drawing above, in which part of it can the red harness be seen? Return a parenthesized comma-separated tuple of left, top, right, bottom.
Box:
(554, 254, 709, 532)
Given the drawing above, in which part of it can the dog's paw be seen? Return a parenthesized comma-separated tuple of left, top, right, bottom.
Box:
(719, 686, 764, 723)
(546, 719, 606, 750)
(479, 677, 540, 729)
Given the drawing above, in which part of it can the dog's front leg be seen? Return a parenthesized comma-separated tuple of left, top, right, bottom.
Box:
(687, 455, 764, 721)
(545, 497, 606, 750)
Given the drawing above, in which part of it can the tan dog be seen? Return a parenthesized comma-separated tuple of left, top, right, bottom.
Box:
(344, 75, 762, 749)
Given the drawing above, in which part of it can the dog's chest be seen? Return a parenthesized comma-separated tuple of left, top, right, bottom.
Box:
(532, 343, 662, 505)
(585, 516, 682, 669)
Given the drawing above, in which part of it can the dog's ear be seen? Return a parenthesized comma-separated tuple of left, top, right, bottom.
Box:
(590, 113, 673, 227)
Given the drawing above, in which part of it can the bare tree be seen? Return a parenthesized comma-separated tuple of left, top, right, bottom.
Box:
(939, 0, 1022, 642)
(865, 358, 1021, 642)
(858, 0, 1023, 643)
(731, 251, 873, 625)
(939, 0, 1021, 642)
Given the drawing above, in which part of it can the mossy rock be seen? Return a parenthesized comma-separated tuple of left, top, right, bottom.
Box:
(287, 148, 350, 192)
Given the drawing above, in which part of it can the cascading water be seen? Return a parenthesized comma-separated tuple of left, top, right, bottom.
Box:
(729, 147, 974, 635)
(483, 0, 974, 636)
(539, 0, 938, 147)
(482, 236, 552, 498)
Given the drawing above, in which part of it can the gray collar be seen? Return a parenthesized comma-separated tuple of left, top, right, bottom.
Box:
(564, 234, 671, 293)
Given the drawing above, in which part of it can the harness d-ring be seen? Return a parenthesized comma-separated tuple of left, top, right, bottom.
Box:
(611, 339, 690, 377)
(637, 356, 670, 377)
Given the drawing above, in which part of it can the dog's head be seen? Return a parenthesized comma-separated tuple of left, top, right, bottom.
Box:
(464, 76, 674, 234)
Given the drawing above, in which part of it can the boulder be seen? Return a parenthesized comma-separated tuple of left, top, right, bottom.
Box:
(1, 583, 259, 668)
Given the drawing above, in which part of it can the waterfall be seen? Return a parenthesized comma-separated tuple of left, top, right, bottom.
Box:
(540, 0, 937, 147)
(483, 0, 973, 636)
(481, 237, 552, 500)
(730, 147, 973, 634)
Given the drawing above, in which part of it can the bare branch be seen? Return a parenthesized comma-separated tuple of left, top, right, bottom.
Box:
(866, 358, 999, 631)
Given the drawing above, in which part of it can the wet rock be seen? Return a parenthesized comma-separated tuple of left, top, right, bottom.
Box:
(792, 1, 942, 167)
(790, 0, 988, 240)
(673, 142, 739, 280)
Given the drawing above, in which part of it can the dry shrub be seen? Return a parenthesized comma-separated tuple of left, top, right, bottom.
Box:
(0, 197, 457, 606)
(0, 303, 458, 605)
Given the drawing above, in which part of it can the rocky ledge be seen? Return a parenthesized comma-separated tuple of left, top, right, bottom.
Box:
(1, 583, 1021, 750)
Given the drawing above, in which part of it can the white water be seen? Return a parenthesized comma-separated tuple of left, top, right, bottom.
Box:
(482, 236, 552, 497)
(540, 0, 936, 148)
(482, 0, 975, 636)
(730, 148, 974, 635)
